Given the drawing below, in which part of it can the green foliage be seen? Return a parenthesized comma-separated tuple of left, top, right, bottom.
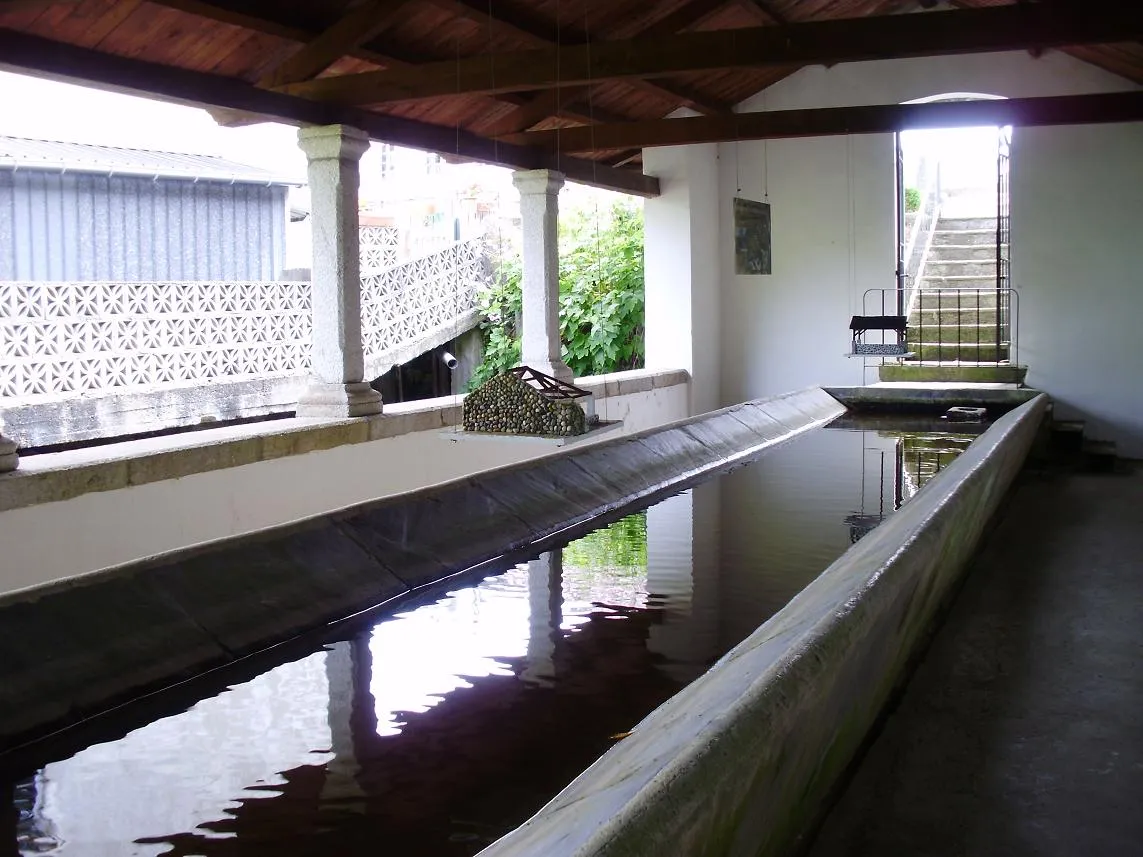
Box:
(904, 187, 921, 213)
(470, 197, 645, 388)
(563, 511, 647, 575)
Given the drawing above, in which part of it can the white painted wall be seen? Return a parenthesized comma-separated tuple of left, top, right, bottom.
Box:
(1015, 121, 1143, 457)
(650, 49, 1141, 452)
(644, 144, 722, 415)
(0, 383, 689, 596)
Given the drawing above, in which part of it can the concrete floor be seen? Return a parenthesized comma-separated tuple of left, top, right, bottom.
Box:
(809, 465, 1143, 857)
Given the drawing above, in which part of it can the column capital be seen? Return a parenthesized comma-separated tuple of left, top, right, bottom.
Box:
(512, 169, 566, 197)
(298, 124, 371, 163)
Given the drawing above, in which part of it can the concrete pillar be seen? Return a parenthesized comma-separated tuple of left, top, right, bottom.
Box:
(0, 418, 17, 473)
(512, 169, 572, 382)
(643, 144, 721, 415)
(296, 125, 383, 418)
(523, 550, 564, 687)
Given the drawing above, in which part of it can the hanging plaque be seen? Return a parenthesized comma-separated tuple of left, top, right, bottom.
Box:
(734, 198, 772, 275)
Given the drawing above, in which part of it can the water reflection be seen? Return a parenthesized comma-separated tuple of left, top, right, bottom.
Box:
(7, 420, 975, 856)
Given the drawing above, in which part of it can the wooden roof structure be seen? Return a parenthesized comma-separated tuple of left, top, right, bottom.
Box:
(1, 0, 1141, 197)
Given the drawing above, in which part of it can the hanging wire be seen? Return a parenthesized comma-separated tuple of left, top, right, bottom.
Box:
(762, 90, 769, 200)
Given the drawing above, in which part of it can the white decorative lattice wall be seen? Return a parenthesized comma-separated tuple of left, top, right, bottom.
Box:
(0, 280, 312, 401)
(359, 225, 400, 273)
(360, 239, 487, 364)
(0, 240, 487, 404)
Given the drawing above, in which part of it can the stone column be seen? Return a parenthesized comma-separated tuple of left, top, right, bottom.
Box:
(512, 169, 572, 382)
(296, 125, 383, 418)
(0, 417, 17, 473)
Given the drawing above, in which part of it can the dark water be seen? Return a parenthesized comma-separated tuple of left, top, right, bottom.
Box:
(6, 420, 976, 857)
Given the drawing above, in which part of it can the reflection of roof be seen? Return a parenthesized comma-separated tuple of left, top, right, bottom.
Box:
(0, 135, 300, 185)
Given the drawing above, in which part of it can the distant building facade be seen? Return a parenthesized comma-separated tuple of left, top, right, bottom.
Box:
(0, 135, 295, 282)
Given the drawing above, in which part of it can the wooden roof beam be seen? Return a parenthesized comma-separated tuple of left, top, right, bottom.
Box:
(425, 0, 732, 116)
(0, 28, 659, 197)
(258, 0, 413, 88)
(506, 91, 1143, 151)
(478, 0, 737, 137)
(276, 3, 1143, 105)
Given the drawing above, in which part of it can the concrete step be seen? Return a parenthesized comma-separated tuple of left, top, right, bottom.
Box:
(1083, 439, 1118, 473)
(932, 229, 996, 247)
(1048, 420, 1086, 459)
(906, 323, 1004, 345)
(925, 260, 997, 278)
(878, 363, 1028, 384)
(938, 216, 998, 231)
(910, 342, 1009, 361)
(926, 244, 997, 262)
(923, 275, 997, 290)
(913, 306, 1000, 325)
(912, 291, 1000, 311)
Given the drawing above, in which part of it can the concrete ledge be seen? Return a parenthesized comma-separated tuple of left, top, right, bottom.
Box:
(1, 375, 304, 449)
(0, 385, 840, 748)
(878, 364, 1029, 385)
(0, 370, 690, 514)
(825, 383, 1041, 413)
(478, 393, 1049, 857)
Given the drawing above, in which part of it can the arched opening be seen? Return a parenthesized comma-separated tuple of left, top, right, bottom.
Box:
(894, 93, 1013, 367)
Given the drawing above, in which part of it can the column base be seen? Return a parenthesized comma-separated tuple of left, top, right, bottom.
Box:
(295, 381, 383, 419)
(523, 359, 574, 384)
(0, 433, 18, 473)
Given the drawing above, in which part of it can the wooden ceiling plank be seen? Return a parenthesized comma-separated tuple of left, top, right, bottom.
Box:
(508, 91, 1143, 151)
(0, 27, 659, 197)
(479, 0, 738, 137)
(275, 3, 1143, 105)
(738, 0, 788, 26)
(0, 0, 80, 9)
(424, 0, 731, 116)
(258, 0, 413, 88)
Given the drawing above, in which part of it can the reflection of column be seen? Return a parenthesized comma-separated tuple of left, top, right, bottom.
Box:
(523, 551, 563, 687)
(646, 484, 721, 683)
(321, 640, 369, 810)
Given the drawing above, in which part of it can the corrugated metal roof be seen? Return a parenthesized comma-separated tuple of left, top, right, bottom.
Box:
(0, 135, 302, 185)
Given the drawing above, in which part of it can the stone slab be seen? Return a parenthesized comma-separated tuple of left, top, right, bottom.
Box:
(478, 394, 1048, 857)
(0, 572, 232, 744)
(825, 384, 1040, 413)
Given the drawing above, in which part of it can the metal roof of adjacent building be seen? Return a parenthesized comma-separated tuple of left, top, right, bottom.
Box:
(0, 135, 301, 185)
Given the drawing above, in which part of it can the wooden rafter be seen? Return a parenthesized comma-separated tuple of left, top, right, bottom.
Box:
(506, 91, 1143, 151)
(0, 28, 659, 197)
(424, 0, 732, 116)
(275, 3, 1143, 105)
(149, 0, 606, 129)
(737, 0, 788, 26)
(258, 0, 413, 88)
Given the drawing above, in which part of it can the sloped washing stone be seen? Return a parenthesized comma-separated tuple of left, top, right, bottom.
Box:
(332, 481, 535, 589)
(148, 522, 408, 657)
(679, 414, 761, 462)
(478, 458, 623, 541)
(0, 573, 231, 743)
(570, 436, 678, 501)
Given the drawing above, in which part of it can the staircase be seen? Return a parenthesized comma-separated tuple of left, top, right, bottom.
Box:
(907, 214, 1007, 363)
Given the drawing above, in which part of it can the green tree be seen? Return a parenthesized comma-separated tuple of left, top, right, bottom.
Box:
(470, 197, 644, 388)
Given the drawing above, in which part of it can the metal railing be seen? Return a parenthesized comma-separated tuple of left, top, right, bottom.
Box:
(860, 286, 1018, 366)
(901, 159, 942, 317)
